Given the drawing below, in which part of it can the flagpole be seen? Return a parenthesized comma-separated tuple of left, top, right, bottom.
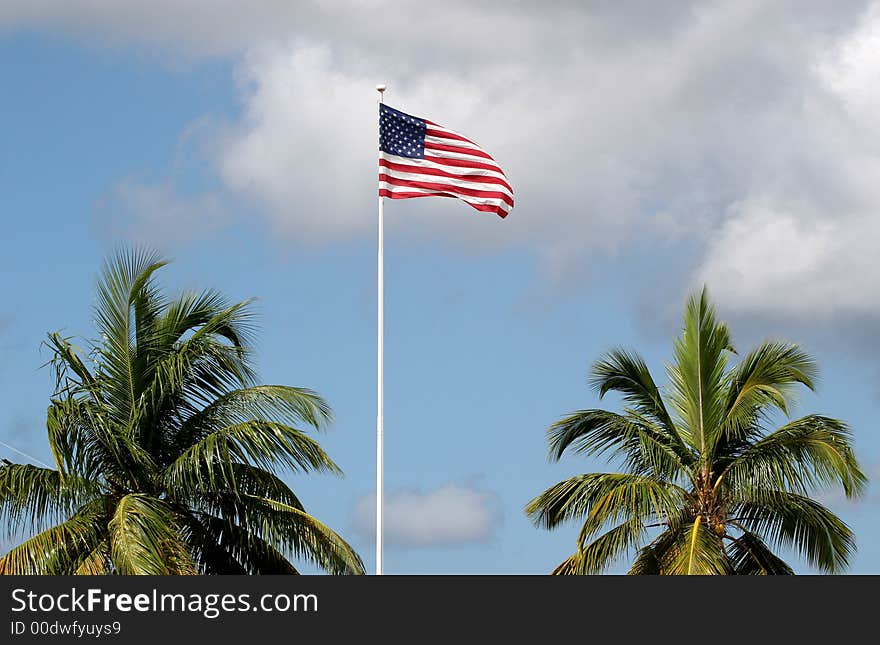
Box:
(375, 82, 386, 576)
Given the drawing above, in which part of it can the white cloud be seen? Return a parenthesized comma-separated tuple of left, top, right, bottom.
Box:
(9, 0, 880, 324)
(0, 1, 703, 63)
(177, 2, 861, 255)
(819, 2, 880, 130)
(696, 199, 880, 318)
(352, 483, 502, 548)
(694, 4, 880, 319)
(215, 44, 377, 241)
(93, 177, 228, 246)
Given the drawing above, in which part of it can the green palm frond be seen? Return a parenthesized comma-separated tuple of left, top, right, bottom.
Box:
(147, 300, 257, 405)
(577, 478, 684, 541)
(0, 499, 107, 575)
(720, 341, 817, 440)
(628, 527, 681, 575)
(46, 399, 104, 478)
(243, 497, 365, 575)
(164, 420, 341, 496)
(725, 529, 794, 575)
(199, 385, 331, 432)
(571, 517, 646, 574)
(43, 332, 100, 397)
(547, 409, 689, 479)
(172, 385, 332, 457)
(176, 512, 249, 574)
(156, 289, 257, 355)
(525, 473, 685, 534)
(73, 542, 112, 575)
(93, 248, 168, 427)
(721, 415, 866, 497)
(590, 348, 687, 454)
(51, 399, 157, 491)
(192, 491, 364, 574)
(139, 332, 255, 458)
(169, 462, 307, 509)
(734, 490, 855, 573)
(667, 287, 734, 456)
(109, 494, 196, 575)
(190, 514, 300, 575)
(550, 551, 583, 575)
(0, 463, 100, 538)
(667, 515, 731, 575)
(192, 495, 364, 574)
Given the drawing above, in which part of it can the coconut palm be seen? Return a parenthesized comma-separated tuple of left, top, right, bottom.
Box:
(0, 249, 364, 574)
(525, 288, 866, 574)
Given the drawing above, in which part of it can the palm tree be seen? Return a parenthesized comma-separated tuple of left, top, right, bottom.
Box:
(525, 288, 866, 574)
(0, 249, 364, 574)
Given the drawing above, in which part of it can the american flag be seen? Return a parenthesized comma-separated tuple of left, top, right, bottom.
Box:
(378, 104, 514, 218)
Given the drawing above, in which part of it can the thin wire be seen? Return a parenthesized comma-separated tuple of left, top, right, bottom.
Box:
(0, 439, 52, 468)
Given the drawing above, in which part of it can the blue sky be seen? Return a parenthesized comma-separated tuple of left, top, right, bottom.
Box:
(2, 1, 880, 574)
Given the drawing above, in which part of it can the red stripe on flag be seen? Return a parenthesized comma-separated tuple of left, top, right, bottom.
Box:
(424, 128, 475, 145)
(422, 154, 505, 174)
(424, 141, 494, 160)
(467, 202, 510, 218)
(379, 189, 450, 200)
(379, 174, 514, 207)
(379, 188, 509, 218)
(379, 158, 513, 193)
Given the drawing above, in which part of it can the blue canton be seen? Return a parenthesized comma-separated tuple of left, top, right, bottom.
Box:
(379, 104, 426, 159)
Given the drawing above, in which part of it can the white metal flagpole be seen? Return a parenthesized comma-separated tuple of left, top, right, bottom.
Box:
(375, 82, 386, 576)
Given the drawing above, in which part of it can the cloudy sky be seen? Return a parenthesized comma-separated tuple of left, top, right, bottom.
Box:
(2, 0, 880, 573)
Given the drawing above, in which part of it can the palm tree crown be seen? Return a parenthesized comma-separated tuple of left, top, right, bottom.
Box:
(0, 249, 364, 574)
(526, 288, 866, 574)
